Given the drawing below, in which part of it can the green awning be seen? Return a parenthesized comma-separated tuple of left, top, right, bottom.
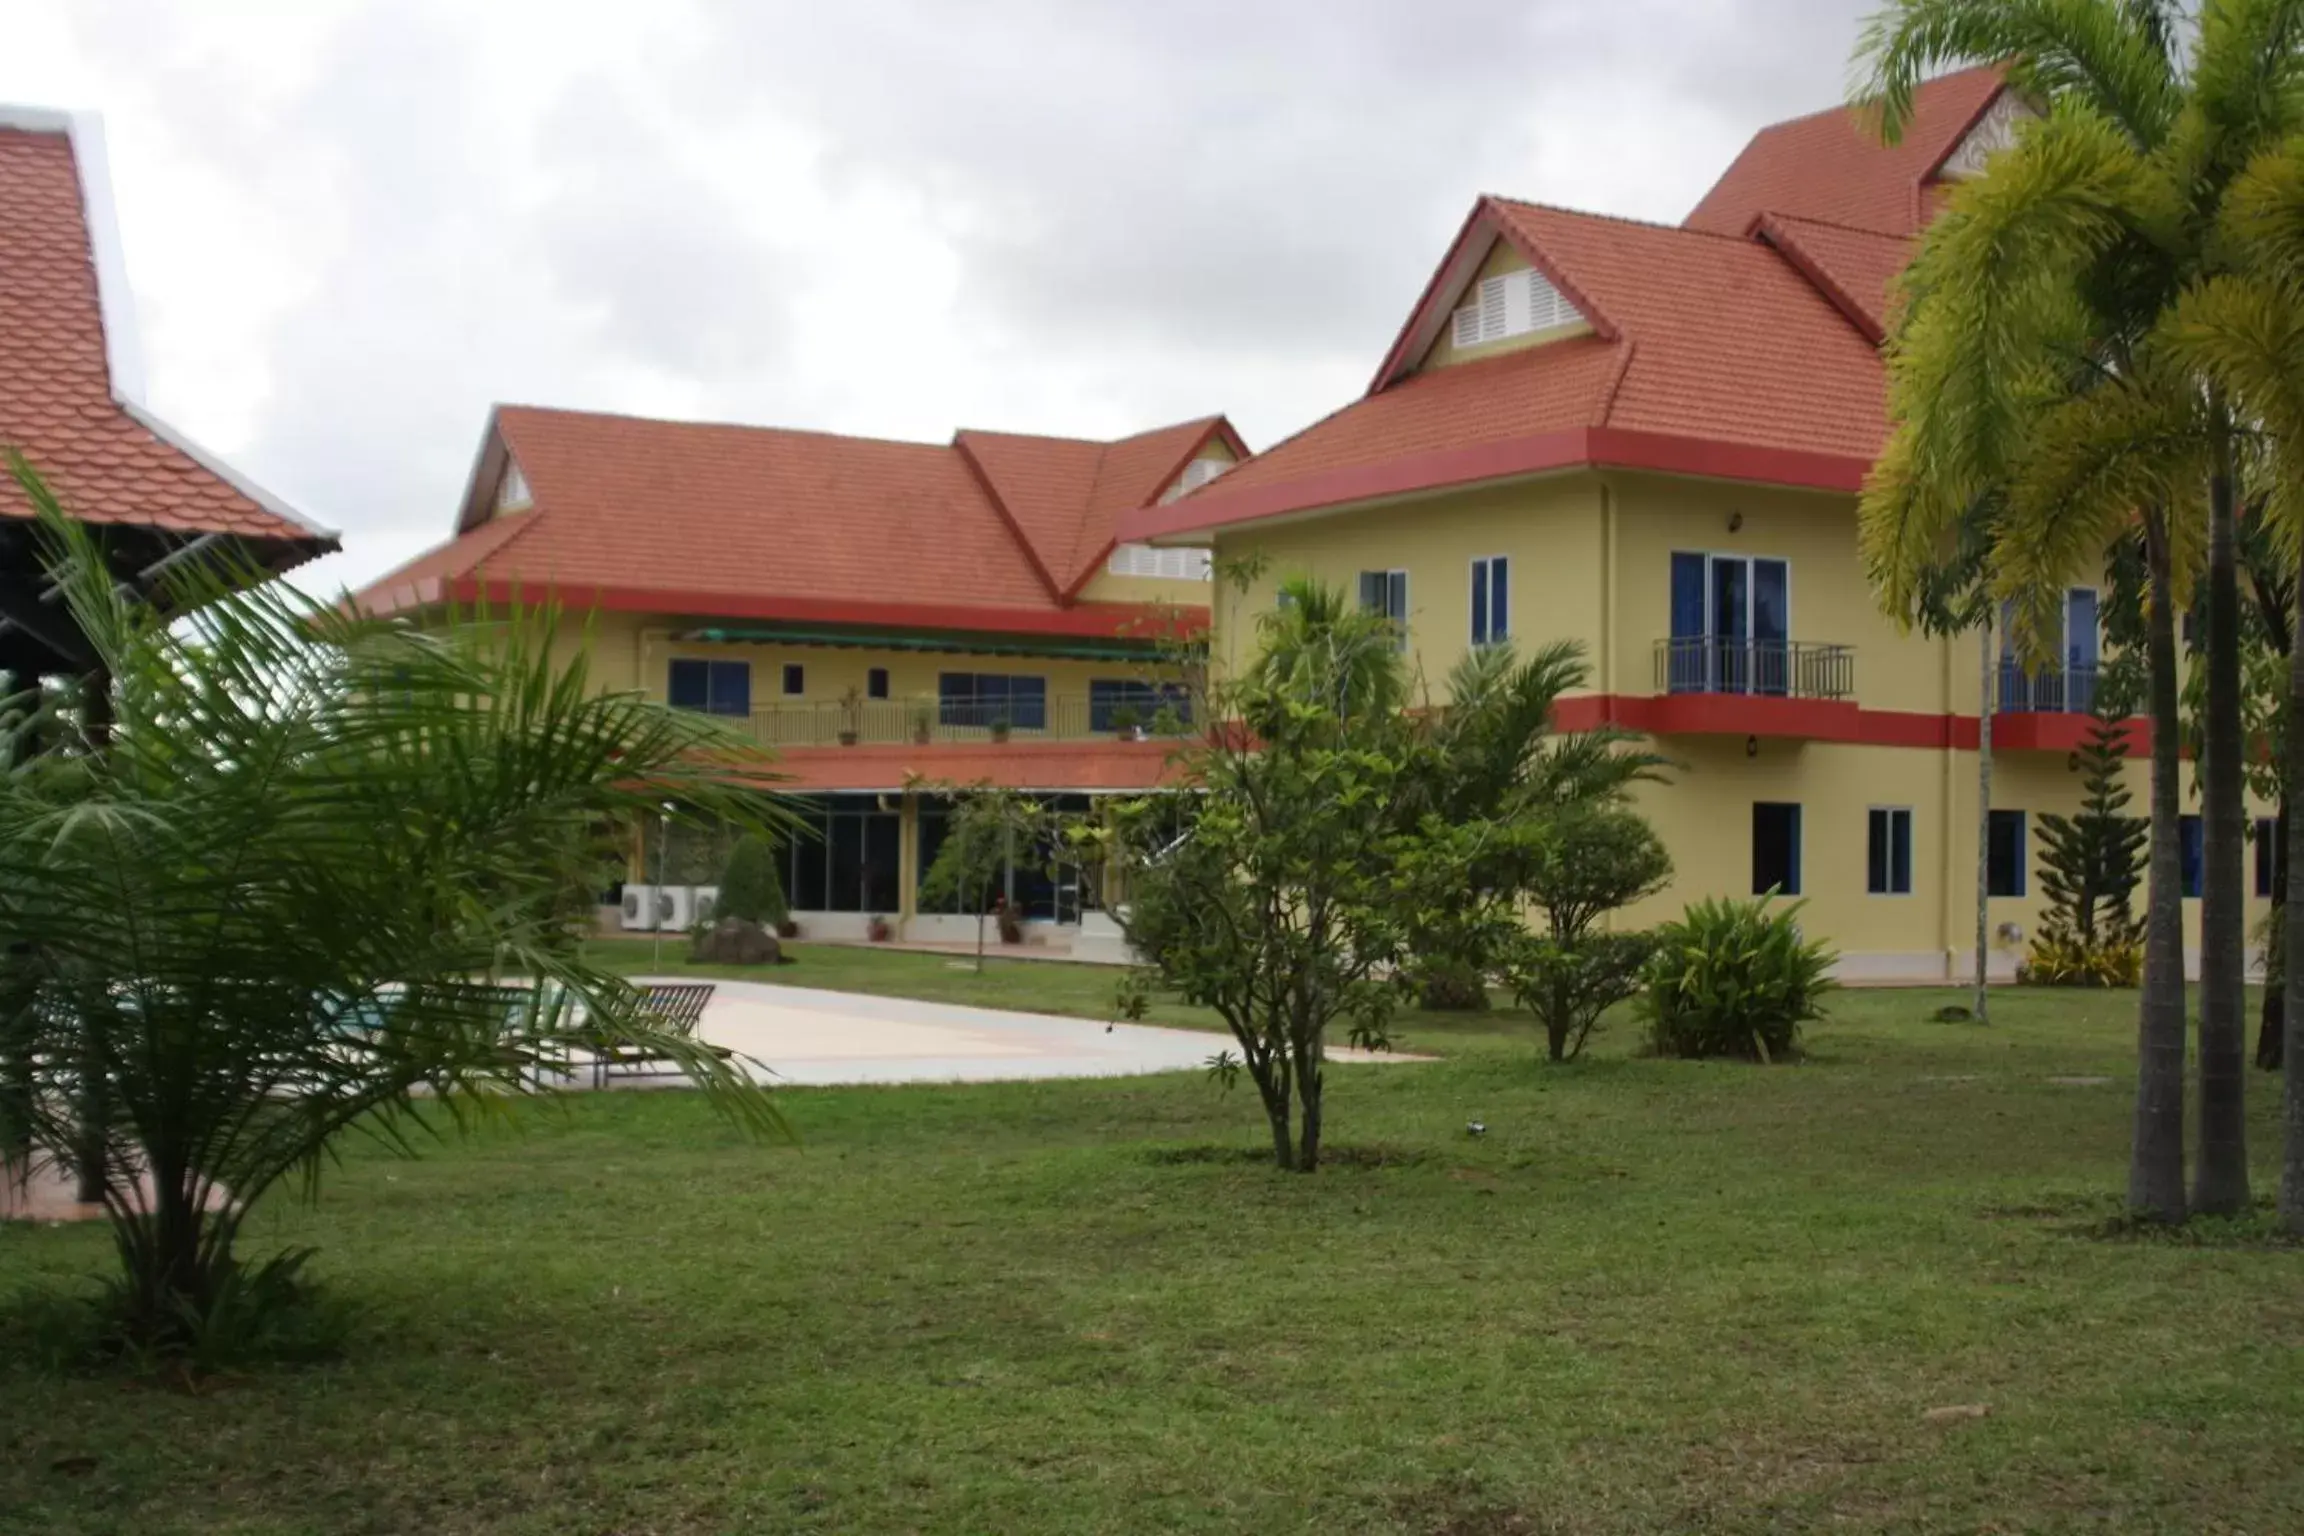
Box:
(674, 623, 1187, 663)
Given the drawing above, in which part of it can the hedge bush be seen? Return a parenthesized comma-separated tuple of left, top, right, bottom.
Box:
(1640, 894, 1834, 1061)
(714, 835, 788, 927)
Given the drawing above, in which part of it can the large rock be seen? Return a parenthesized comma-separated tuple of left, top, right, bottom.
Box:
(691, 918, 785, 966)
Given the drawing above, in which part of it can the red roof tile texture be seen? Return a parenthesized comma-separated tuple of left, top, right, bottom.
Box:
(1683, 66, 2004, 237)
(1127, 70, 2008, 543)
(0, 125, 322, 547)
(354, 405, 1232, 629)
(1755, 214, 1913, 343)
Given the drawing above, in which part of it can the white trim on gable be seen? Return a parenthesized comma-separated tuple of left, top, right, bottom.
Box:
(1939, 91, 2032, 180)
(1, 103, 336, 540)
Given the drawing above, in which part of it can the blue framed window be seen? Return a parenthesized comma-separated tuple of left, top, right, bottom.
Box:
(867, 667, 890, 699)
(1988, 809, 2026, 897)
(1669, 551, 1789, 694)
(1470, 556, 1510, 646)
(1867, 807, 1912, 895)
(781, 663, 805, 696)
(938, 672, 1047, 730)
(1753, 802, 1802, 896)
(668, 659, 750, 717)
(2181, 814, 2204, 899)
(1089, 679, 1190, 732)
(1358, 569, 1408, 648)
(2258, 817, 2279, 898)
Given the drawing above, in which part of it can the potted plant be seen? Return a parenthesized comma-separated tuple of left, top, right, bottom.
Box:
(910, 702, 934, 745)
(1109, 703, 1144, 742)
(993, 895, 1024, 945)
(837, 686, 864, 747)
(989, 714, 1013, 744)
(776, 916, 801, 940)
(866, 914, 892, 943)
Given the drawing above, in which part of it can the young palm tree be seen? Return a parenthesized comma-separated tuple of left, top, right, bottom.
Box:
(1857, 0, 2304, 1218)
(0, 471, 790, 1347)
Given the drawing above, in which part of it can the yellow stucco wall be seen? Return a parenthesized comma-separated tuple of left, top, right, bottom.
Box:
(1210, 475, 1605, 693)
(1206, 468, 2257, 979)
(548, 609, 1180, 734)
(1417, 238, 1594, 372)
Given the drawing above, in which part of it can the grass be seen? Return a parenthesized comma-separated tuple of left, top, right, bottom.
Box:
(3, 963, 2302, 1533)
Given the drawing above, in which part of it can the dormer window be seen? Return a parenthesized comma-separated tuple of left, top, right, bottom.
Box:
(497, 459, 532, 512)
(1450, 267, 1581, 349)
(1109, 542, 1213, 581)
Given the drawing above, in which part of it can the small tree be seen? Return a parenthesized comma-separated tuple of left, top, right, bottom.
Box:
(918, 784, 1050, 971)
(1104, 576, 1486, 1172)
(2026, 689, 2147, 984)
(1504, 807, 1672, 1060)
(715, 834, 788, 927)
(0, 488, 788, 1352)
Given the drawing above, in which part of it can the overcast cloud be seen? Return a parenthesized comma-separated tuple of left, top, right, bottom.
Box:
(1, 0, 1873, 591)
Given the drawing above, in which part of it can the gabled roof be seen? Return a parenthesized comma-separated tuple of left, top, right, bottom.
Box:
(0, 108, 331, 552)
(1128, 198, 1885, 541)
(1121, 70, 2005, 547)
(1754, 213, 1912, 343)
(1683, 66, 2006, 237)
(354, 405, 1236, 635)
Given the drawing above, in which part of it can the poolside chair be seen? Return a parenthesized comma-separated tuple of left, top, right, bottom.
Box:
(591, 983, 726, 1087)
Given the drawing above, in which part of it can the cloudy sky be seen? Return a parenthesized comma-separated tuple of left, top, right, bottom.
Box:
(3, 0, 1874, 592)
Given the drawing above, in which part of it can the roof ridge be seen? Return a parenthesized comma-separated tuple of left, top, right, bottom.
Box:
(1760, 208, 1914, 240)
(1486, 195, 1765, 245)
(496, 402, 958, 454)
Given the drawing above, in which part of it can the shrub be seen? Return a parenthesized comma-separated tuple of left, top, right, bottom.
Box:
(1505, 929, 1657, 1062)
(715, 835, 787, 927)
(1640, 894, 1835, 1061)
(2018, 927, 2142, 987)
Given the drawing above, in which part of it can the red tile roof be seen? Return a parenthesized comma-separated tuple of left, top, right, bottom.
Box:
(1151, 201, 1884, 530)
(767, 738, 1186, 792)
(1123, 72, 2002, 545)
(354, 405, 1233, 633)
(1754, 213, 1912, 343)
(0, 116, 329, 553)
(1683, 66, 2005, 237)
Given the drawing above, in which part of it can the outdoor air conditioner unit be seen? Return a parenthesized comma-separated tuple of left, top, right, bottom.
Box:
(690, 886, 719, 926)
(621, 884, 659, 931)
(660, 885, 696, 931)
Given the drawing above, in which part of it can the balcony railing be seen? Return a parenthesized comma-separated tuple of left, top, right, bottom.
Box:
(1654, 639, 1856, 700)
(707, 694, 1197, 750)
(1997, 660, 2097, 714)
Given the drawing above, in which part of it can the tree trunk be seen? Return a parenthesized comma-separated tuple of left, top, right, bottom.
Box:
(2261, 801, 2286, 1072)
(2285, 535, 2304, 1234)
(2133, 530, 2189, 1222)
(2196, 454, 2251, 1216)
(1976, 613, 1994, 1019)
(1295, 1049, 1323, 1173)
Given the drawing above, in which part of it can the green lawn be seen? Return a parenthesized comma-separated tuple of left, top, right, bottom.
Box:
(3, 966, 2301, 1534)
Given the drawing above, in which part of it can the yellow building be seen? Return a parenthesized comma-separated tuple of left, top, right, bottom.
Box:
(355, 403, 1243, 942)
(1121, 68, 2272, 983)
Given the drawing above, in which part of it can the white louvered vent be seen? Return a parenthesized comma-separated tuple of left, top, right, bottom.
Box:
(498, 459, 532, 511)
(1448, 268, 1582, 350)
(1109, 543, 1214, 581)
(1180, 457, 1227, 491)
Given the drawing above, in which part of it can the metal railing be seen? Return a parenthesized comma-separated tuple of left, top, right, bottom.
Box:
(715, 694, 1197, 749)
(1654, 639, 1856, 701)
(1997, 660, 2097, 714)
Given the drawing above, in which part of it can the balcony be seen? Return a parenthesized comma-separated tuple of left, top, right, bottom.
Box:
(1996, 660, 2096, 715)
(1993, 661, 2132, 752)
(715, 695, 1197, 750)
(1644, 638, 1861, 740)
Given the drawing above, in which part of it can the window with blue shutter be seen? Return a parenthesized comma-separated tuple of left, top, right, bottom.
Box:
(1471, 556, 1509, 646)
(669, 659, 750, 716)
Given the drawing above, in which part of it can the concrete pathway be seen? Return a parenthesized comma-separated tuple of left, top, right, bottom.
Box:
(632, 977, 1427, 1088)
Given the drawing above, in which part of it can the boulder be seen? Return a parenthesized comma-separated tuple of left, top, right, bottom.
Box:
(691, 917, 785, 966)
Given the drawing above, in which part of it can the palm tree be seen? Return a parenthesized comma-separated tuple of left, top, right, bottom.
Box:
(2165, 142, 2304, 1229)
(1857, 0, 2304, 1218)
(0, 471, 791, 1348)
